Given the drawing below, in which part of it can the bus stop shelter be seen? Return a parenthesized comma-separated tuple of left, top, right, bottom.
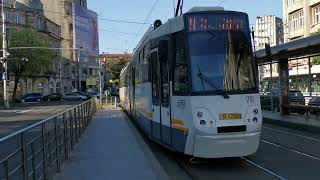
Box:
(255, 34, 320, 115)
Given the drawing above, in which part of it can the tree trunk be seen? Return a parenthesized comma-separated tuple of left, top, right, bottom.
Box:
(12, 74, 21, 102)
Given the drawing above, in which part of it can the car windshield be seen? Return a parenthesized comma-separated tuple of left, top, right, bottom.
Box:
(189, 30, 257, 93)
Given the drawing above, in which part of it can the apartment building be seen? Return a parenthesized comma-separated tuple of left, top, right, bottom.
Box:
(283, 0, 320, 42)
(15, 0, 99, 93)
(255, 15, 284, 50)
(0, 0, 62, 98)
(259, 0, 320, 94)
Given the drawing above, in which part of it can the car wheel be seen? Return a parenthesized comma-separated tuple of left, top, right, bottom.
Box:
(21, 99, 25, 103)
(37, 99, 41, 102)
(47, 99, 50, 102)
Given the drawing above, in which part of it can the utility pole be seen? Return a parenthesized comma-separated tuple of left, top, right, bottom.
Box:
(1, 0, 9, 109)
(99, 58, 102, 107)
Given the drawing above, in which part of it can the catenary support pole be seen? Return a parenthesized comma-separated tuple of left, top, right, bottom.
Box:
(2, 0, 9, 109)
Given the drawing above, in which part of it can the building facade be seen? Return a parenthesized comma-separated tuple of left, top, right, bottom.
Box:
(0, 0, 63, 100)
(259, 0, 320, 96)
(1, 0, 100, 100)
(283, 0, 320, 42)
(255, 15, 284, 50)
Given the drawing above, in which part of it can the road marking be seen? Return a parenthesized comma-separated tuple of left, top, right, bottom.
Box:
(17, 109, 34, 113)
(241, 157, 287, 180)
(0, 110, 20, 113)
(261, 140, 320, 161)
(263, 126, 320, 142)
(16, 108, 58, 114)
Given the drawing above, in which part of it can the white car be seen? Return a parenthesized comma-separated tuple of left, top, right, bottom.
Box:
(64, 93, 89, 101)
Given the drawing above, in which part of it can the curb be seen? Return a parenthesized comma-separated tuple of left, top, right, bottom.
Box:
(263, 117, 320, 134)
(120, 110, 171, 180)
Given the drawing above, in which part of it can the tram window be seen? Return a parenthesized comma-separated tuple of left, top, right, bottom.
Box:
(151, 52, 160, 105)
(143, 45, 150, 83)
(161, 60, 169, 107)
(173, 33, 189, 95)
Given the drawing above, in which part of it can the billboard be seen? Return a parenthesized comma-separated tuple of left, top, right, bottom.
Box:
(74, 4, 99, 62)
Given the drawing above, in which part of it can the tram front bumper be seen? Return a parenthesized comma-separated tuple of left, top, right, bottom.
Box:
(192, 132, 260, 158)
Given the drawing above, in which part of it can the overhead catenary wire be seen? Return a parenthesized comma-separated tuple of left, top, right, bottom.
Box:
(3, 6, 150, 25)
(216, 0, 228, 7)
(99, 29, 143, 36)
(132, 0, 160, 48)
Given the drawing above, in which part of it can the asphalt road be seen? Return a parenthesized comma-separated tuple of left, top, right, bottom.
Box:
(0, 101, 85, 180)
(131, 117, 320, 180)
(0, 101, 84, 138)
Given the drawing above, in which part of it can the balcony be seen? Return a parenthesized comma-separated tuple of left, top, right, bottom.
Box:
(309, 0, 320, 7)
(288, 27, 304, 40)
(287, 0, 303, 13)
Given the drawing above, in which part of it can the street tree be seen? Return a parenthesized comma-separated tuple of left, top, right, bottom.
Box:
(110, 60, 128, 81)
(4, 28, 56, 101)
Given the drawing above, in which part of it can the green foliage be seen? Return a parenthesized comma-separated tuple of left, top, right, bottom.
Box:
(2, 28, 57, 101)
(6, 28, 56, 76)
(312, 56, 320, 65)
(109, 60, 128, 81)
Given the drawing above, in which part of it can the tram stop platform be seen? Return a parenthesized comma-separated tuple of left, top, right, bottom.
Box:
(263, 111, 320, 133)
(53, 105, 169, 180)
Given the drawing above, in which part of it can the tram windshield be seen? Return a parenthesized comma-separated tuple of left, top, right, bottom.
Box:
(188, 30, 257, 94)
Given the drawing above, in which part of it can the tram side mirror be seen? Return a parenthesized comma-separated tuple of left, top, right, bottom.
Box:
(159, 40, 168, 62)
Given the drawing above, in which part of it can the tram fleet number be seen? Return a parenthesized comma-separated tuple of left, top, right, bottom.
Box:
(246, 96, 254, 104)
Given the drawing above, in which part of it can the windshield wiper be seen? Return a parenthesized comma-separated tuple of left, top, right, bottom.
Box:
(197, 64, 230, 99)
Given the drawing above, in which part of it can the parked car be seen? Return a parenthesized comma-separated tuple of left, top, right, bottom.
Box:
(16, 93, 43, 103)
(308, 97, 320, 114)
(64, 93, 89, 101)
(88, 92, 106, 99)
(43, 93, 64, 101)
(260, 88, 305, 114)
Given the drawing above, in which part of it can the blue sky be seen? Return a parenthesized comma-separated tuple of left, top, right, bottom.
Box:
(87, 0, 283, 54)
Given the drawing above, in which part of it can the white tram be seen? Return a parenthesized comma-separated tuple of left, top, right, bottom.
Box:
(119, 7, 262, 158)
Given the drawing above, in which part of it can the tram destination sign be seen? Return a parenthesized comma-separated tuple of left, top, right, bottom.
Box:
(187, 13, 249, 32)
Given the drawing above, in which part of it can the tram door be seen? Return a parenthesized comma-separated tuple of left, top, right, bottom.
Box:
(159, 43, 171, 146)
(131, 66, 136, 118)
(151, 49, 161, 140)
(151, 44, 171, 145)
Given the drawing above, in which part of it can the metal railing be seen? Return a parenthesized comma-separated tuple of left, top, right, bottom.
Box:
(0, 99, 97, 180)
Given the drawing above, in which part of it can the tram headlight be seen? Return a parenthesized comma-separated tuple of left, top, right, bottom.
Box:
(200, 120, 206, 126)
(194, 108, 216, 130)
(245, 106, 262, 125)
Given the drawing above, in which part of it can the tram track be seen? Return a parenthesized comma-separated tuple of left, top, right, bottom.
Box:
(261, 139, 320, 161)
(173, 156, 200, 180)
(240, 157, 287, 180)
(262, 126, 320, 142)
(123, 108, 319, 179)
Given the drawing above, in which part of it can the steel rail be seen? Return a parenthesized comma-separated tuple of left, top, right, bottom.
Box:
(263, 126, 320, 142)
(240, 157, 288, 180)
(261, 139, 320, 161)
